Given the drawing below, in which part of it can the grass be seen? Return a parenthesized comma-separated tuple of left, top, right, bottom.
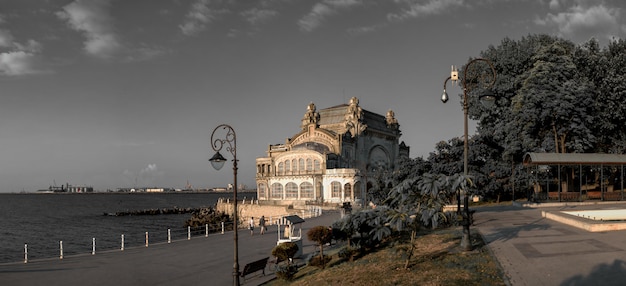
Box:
(264, 227, 505, 286)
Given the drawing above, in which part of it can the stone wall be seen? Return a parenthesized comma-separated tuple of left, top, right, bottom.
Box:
(216, 201, 295, 225)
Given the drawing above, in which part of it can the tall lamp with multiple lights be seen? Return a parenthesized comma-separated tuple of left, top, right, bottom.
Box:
(209, 124, 240, 286)
(441, 58, 496, 251)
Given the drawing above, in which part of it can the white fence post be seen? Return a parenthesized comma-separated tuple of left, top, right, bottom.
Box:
(92, 238, 96, 255)
(24, 244, 28, 264)
(60, 241, 63, 260)
(221, 222, 225, 234)
(205, 224, 209, 237)
(168, 229, 171, 243)
(145, 232, 149, 247)
(187, 226, 191, 240)
(121, 234, 125, 251)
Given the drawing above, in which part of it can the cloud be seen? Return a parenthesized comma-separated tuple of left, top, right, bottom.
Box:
(387, 0, 465, 22)
(139, 163, 164, 186)
(0, 29, 14, 47)
(241, 8, 279, 25)
(123, 45, 168, 62)
(180, 0, 229, 36)
(123, 163, 164, 187)
(298, 0, 363, 32)
(0, 51, 41, 76)
(536, 3, 622, 42)
(0, 28, 45, 76)
(57, 0, 122, 58)
(347, 23, 386, 36)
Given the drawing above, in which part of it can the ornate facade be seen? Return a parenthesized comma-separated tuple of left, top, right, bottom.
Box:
(256, 97, 409, 205)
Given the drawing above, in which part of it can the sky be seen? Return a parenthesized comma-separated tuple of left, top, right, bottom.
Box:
(0, 0, 624, 192)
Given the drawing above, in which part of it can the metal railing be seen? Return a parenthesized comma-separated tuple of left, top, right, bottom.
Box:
(18, 206, 323, 264)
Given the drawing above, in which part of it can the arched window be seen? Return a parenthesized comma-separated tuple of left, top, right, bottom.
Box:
(344, 183, 352, 199)
(306, 158, 312, 171)
(285, 160, 290, 173)
(300, 182, 314, 199)
(354, 182, 362, 199)
(331, 181, 342, 198)
(314, 160, 321, 171)
(286, 182, 298, 198)
(292, 159, 297, 173)
(278, 162, 284, 175)
(258, 183, 267, 199)
(271, 183, 283, 199)
(299, 159, 305, 173)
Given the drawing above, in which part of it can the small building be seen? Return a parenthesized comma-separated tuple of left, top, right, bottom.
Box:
(255, 97, 409, 205)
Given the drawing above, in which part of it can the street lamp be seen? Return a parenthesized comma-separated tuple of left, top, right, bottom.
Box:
(209, 124, 240, 286)
(441, 58, 496, 251)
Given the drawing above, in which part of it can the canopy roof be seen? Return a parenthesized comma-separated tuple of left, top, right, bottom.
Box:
(284, 215, 305, 225)
(523, 152, 626, 166)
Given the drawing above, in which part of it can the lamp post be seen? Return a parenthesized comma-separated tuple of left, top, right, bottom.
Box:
(441, 58, 496, 251)
(209, 124, 240, 286)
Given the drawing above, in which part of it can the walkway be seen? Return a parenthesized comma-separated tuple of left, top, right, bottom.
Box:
(0, 211, 341, 286)
(6, 205, 626, 286)
(473, 203, 626, 286)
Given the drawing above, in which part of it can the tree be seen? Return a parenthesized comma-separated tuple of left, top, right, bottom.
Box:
(307, 226, 333, 267)
(385, 172, 470, 269)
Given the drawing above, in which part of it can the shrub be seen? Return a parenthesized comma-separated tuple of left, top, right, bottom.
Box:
(275, 264, 298, 281)
(272, 242, 299, 263)
(338, 246, 359, 261)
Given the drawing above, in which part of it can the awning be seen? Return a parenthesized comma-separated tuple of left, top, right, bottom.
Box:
(523, 152, 626, 166)
(284, 215, 305, 224)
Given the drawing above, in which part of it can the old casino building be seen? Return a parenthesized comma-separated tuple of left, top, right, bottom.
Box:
(255, 97, 409, 205)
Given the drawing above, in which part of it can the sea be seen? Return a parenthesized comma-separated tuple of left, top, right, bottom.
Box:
(0, 192, 256, 264)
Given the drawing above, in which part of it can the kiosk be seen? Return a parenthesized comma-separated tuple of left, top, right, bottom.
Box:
(277, 215, 305, 258)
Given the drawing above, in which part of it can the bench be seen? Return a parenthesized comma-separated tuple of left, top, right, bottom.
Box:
(603, 192, 624, 201)
(587, 191, 602, 200)
(548, 192, 580, 201)
(240, 257, 269, 281)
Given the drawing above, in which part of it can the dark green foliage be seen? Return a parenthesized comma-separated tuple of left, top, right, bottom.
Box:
(337, 246, 359, 261)
(275, 264, 298, 281)
(271, 242, 299, 263)
(307, 226, 332, 264)
(427, 34, 626, 201)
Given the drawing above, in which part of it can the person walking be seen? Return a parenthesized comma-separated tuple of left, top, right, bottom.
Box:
(259, 215, 266, 235)
(249, 217, 255, 235)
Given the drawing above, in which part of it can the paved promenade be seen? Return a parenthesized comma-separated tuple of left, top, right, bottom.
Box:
(5, 205, 626, 286)
(473, 203, 626, 286)
(0, 211, 342, 286)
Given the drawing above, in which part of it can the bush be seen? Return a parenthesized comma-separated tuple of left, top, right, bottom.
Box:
(272, 242, 299, 263)
(275, 264, 298, 281)
(338, 246, 359, 261)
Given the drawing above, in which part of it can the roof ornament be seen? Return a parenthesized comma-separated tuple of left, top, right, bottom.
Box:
(345, 97, 366, 137)
(301, 101, 320, 130)
(386, 109, 399, 129)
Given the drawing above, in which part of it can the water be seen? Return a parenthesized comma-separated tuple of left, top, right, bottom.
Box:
(0, 192, 255, 264)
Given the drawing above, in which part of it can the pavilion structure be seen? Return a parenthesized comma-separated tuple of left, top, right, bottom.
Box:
(523, 152, 626, 202)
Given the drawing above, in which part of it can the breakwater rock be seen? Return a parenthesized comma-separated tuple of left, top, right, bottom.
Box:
(104, 207, 205, 217)
(184, 207, 232, 229)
